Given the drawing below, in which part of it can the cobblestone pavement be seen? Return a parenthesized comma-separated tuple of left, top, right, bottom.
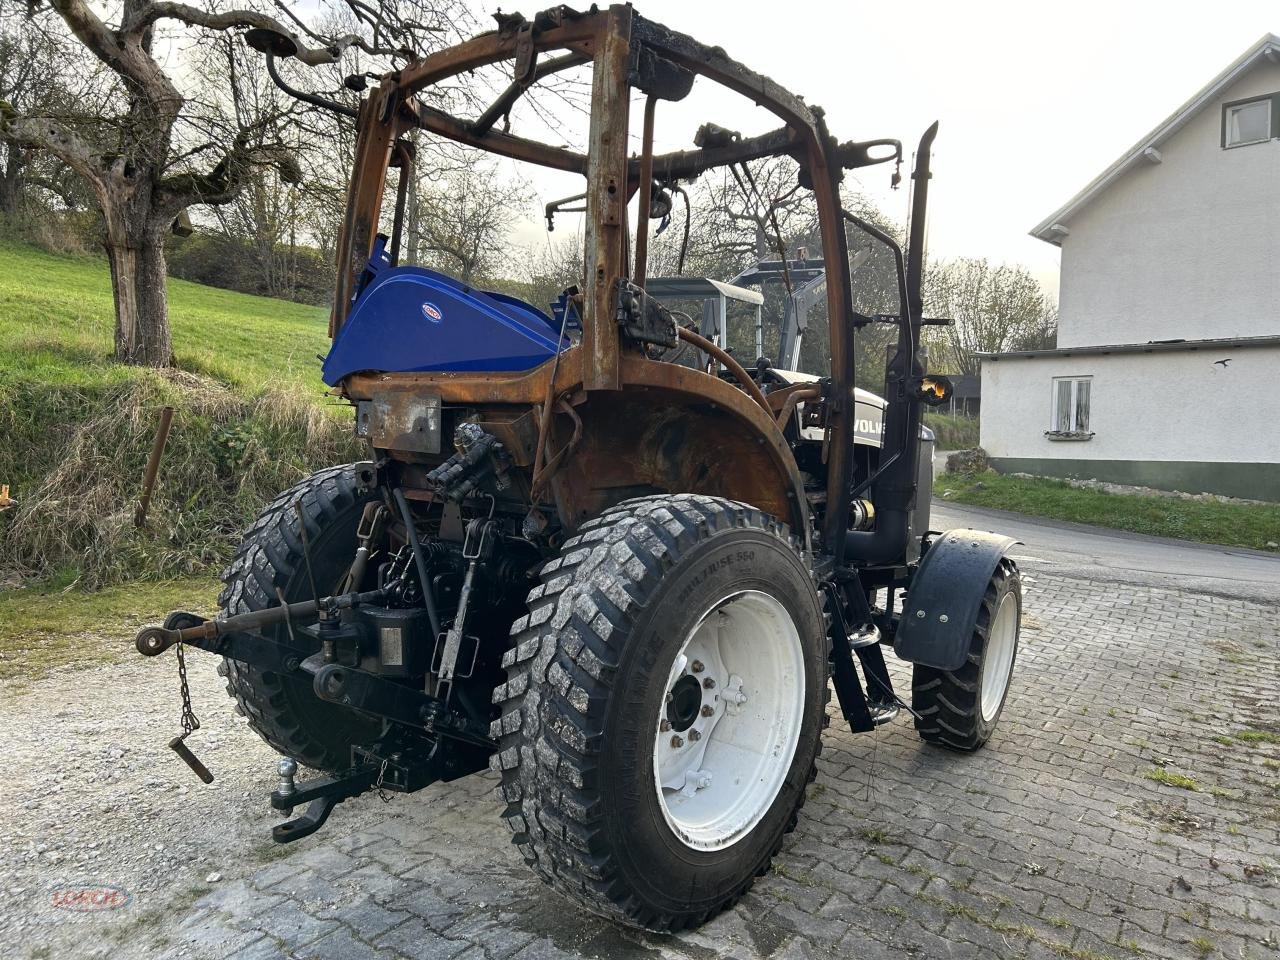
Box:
(20, 571, 1280, 960)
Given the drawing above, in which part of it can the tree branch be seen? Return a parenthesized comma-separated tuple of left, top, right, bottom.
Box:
(131, 3, 416, 65)
(4, 113, 104, 191)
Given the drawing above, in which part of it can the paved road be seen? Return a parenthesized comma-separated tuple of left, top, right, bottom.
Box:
(8, 500, 1279, 960)
(933, 501, 1280, 605)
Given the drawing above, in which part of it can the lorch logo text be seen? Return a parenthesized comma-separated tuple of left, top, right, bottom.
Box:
(51, 884, 133, 912)
(421, 302, 444, 322)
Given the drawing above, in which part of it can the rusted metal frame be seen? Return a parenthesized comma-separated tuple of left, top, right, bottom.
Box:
(632, 15, 853, 557)
(472, 51, 592, 135)
(641, 126, 802, 184)
(393, 16, 600, 99)
(388, 140, 413, 264)
(340, 348, 583, 407)
(630, 15, 820, 133)
(331, 97, 393, 336)
(806, 126, 857, 561)
(581, 5, 633, 392)
(632, 95, 658, 285)
(410, 99, 795, 184)
(402, 101, 588, 175)
(331, 16, 602, 335)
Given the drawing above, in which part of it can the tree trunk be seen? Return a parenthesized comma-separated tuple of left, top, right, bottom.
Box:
(0, 147, 25, 218)
(104, 209, 173, 367)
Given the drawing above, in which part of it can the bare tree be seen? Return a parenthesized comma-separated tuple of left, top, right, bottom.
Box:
(3, 0, 463, 366)
(0, 10, 102, 221)
(924, 257, 1058, 376)
(416, 160, 533, 284)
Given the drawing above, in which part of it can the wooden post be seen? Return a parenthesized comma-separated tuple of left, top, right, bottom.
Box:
(135, 406, 174, 528)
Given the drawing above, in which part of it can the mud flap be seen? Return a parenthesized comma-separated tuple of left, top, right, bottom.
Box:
(894, 529, 1018, 671)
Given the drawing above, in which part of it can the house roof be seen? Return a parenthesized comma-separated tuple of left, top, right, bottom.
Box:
(977, 334, 1280, 361)
(1030, 33, 1280, 246)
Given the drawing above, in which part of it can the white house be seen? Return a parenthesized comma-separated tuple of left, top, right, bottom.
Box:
(979, 34, 1280, 501)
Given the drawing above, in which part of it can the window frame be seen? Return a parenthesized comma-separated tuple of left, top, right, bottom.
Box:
(1222, 94, 1277, 149)
(1049, 375, 1092, 436)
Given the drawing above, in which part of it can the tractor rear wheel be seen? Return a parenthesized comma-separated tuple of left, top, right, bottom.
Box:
(491, 495, 827, 932)
(911, 557, 1021, 751)
(218, 464, 382, 771)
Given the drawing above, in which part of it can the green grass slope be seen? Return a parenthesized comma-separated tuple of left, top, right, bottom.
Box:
(0, 241, 360, 588)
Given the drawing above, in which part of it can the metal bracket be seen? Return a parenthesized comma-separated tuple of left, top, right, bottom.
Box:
(270, 766, 378, 843)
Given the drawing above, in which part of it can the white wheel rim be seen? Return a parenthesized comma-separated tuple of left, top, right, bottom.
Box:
(653, 590, 805, 851)
(980, 592, 1018, 722)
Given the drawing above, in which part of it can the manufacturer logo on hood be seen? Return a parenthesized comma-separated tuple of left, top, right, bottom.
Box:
(421, 302, 443, 322)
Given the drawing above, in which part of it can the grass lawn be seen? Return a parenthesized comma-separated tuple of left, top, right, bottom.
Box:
(936, 472, 1280, 551)
(0, 576, 217, 683)
(0, 241, 359, 589)
(0, 239, 330, 392)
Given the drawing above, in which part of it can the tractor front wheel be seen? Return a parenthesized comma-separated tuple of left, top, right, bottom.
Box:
(911, 558, 1021, 751)
(492, 495, 827, 931)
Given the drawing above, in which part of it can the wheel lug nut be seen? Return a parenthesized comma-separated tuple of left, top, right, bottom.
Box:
(660, 719, 672, 731)
(688, 729, 701, 741)
(670, 735, 684, 748)
(700, 705, 714, 717)
(691, 660, 704, 673)
(703, 677, 715, 689)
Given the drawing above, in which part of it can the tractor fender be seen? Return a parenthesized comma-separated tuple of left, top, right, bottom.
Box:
(893, 528, 1019, 671)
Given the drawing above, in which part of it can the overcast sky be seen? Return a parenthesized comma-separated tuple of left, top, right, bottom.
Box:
(557, 0, 1273, 299)
(146, 0, 1276, 296)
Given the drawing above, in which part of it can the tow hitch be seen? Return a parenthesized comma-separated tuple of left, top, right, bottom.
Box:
(134, 582, 496, 842)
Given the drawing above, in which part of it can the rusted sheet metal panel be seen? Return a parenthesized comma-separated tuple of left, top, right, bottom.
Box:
(341, 349, 583, 407)
(356, 394, 442, 454)
(545, 387, 802, 536)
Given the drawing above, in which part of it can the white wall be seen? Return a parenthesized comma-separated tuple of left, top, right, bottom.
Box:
(979, 347, 1280, 463)
(1056, 62, 1280, 348)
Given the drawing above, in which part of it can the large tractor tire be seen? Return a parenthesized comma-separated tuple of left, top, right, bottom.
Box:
(218, 464, 382, 772)
(492, 495, 827, 932)
(911, 557, 1021, 751)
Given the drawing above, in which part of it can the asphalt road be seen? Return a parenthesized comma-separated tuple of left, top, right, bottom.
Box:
(933, 500, 1280, 605)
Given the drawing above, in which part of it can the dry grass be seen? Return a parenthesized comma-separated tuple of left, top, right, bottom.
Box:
(2, 370, 360, 588)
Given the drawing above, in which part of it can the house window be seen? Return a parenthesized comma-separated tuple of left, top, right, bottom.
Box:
(1223, 97, 1272, 147)
(1051, 376, 1091, 435)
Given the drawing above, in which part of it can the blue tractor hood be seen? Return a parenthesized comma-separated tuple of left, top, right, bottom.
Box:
(322, 239, 567, 386)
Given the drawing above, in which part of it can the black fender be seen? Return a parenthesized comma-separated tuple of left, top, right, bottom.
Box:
(893, 528, 1019, 671)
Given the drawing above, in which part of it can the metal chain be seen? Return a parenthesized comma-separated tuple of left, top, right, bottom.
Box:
(175, 641, 201, 735)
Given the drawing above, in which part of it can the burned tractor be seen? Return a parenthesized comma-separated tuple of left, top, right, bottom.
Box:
(135, 5, 1022, 932)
